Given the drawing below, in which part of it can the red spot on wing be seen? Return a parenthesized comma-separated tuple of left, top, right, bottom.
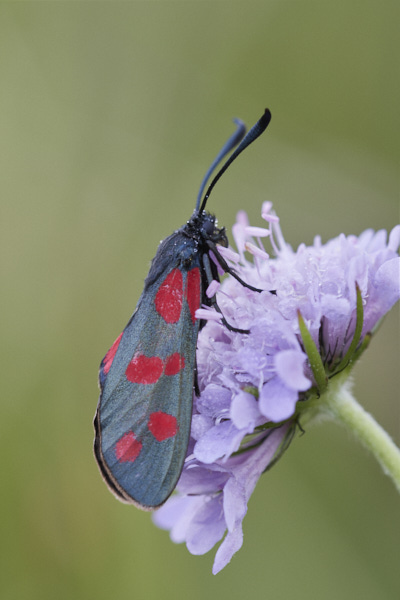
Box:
(103, 332, 123, 374)
(186, 267, 201, 323)
(126, 354, 164, 384)
(115, 431, 142, 462)
(164, 352, 185, 376)
(148, 412, 179, 442)
(155, 269, 183, 323)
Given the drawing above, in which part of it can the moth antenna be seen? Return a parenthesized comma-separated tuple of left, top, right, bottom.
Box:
(199, 108, 272, 214)
(196, 118, 246, 211)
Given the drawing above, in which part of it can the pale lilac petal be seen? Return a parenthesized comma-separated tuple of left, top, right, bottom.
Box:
(230, 391, 261, 430)
(217, 245, 240, 263)
(196, 384, 232, 419)
(152, 496, 187, 531)
(209, 250, 225, 276)
(236, 209, 249, 227)
(275, 350, 311, 391)
(223, 477, 247, 531)
(261, 200, 273, 218)
(259, 377, 298, 421)
(153, 496, 203, 543)
(244, 242, 270, 259)
(194, 421, 243, 463)
(212, 528, 243, 575)
(232, 212, 249, 256)
(388, 225, 400, 252)
(206, 280, 220, 298)
(211, 428, 289, 574)
(374, 257, 400, 304)
(262, 201, 279, 223)
(363, 257, 400, 333)
(195, 307, 222, 321)
(186, 496, 226, 555)
(178, 464, 229, 495)
(366, 229, 387, 252)
(235, 427, 289, 496)
(191, 414, 214, 440)
(245, 226, 270, 237)
(321, 295, 350, 317)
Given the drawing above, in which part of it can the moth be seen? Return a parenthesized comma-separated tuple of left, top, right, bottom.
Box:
(94, 109, 272, 509)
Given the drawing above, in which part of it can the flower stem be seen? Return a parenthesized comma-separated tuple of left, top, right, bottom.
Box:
(321, 375, 400, 493)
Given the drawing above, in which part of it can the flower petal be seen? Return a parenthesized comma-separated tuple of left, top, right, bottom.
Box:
(194, 421, 243, 463)
(275, 349, 311, 391)
(186, 496, 227, 555)
(230, 391, 261, 430)
(212, 528, 244, 575)
(259, 377, 298, 421)
(153, 496, 203, 544)
(375, 257, 400, 307)
(196, 384, 232, 419)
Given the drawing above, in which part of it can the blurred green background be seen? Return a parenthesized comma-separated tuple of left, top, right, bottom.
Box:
(1, 2, 399, 599)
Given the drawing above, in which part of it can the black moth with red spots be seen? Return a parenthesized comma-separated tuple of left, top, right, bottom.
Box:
(94, 109, 272, 510)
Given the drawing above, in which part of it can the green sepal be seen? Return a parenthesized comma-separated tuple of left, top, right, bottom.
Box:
(242, 385, 259, 398)
(297, 310, 328, 393)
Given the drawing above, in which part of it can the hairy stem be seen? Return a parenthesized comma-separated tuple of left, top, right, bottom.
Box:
(320, 375, 400, 493)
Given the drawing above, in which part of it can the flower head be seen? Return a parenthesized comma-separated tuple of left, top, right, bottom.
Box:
(154, 203, 400, 573)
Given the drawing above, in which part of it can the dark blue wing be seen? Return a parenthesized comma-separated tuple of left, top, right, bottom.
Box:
(94, 247, 202, 510)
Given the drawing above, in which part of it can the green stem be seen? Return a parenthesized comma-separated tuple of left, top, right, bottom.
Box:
(320, 375, 400, 493)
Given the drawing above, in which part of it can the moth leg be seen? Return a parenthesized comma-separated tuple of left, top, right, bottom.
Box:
(193, 356, 200, 397)
(206, 239, 276, 295)
(202, 253, 250, 334)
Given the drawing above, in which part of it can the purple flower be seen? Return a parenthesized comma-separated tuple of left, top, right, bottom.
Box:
(154, 203, 400, 573)
(154, 425, 289, 574)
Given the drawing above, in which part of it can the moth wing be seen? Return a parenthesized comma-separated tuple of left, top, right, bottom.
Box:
(94, 263, 201, 509)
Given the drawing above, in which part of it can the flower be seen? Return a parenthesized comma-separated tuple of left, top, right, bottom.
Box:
(154, 202, 400, 574)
